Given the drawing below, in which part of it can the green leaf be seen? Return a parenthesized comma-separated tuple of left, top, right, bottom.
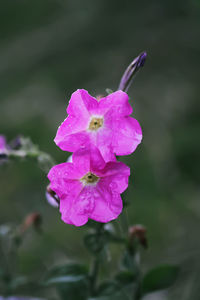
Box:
(96, 277, 136, 300)
(44, 263, 88, 279)
(121, 250, 140, 275)
(97, 280, 119, 296)
(105, 88, 114, 94)
(44, 274, 85, 285)
(89, 283, 134, 300)
(142, 264, 179, 294)
(43, 263, 89, 300)
(115, 271, 136, 285)
(9, 276, 28, 290)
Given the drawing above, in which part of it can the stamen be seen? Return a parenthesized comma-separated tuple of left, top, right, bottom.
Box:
(88, 117, 103, 131)
(81, 172, 99, 185)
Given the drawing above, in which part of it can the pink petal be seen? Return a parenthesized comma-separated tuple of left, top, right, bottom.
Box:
(96, 161, 130, 193)
(63, 184, 122, 225)
(54, 90, 99, 151)
(47, 163, 82, 198)
(67, 89, 98, 116)
(88, 183, 123, 223)
(99, 90, 132, 116)
(72, 148, 91, 175)
(112, 117, 142, 156)
(72, 146, 106, 174)
(94, 125, 116, 162)
(55, 129, 90, 152)
(60, 197, 89, 226)
(0, 135, 7, 153)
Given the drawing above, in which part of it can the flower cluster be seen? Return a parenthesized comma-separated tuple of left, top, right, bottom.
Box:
(48, 89, 142, 226)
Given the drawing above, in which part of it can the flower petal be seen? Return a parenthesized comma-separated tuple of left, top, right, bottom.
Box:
(55, 129, 90, 152)
(112, 117, 142, 155)
(99, 90, 132, 116)
(47, 162, 82, 198)
(62, 184, 122, 225)
(88, 183, 123, 223)
(72, 146, 106, 174)
(60, 196, 89, 226)
(67, 89, 98, 116)
(0, 135, 7, 153)
(97, 161, 130, 193)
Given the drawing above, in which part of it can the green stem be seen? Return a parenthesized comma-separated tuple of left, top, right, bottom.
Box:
(134, 273, 142, 300)
(88, 223, 104, 296)
(89, 256, 100, 296)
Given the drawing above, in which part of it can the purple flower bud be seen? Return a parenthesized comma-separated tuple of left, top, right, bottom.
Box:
(46, 185, 59, 207)
(118, 51, 147, 92)
(9, 135, 22, 150)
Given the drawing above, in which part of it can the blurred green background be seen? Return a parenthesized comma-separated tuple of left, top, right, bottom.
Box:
(0, 0, 200, 299)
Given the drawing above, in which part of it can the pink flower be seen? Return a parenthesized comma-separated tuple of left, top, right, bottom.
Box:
(47, 147, 130, 226)
(54, 89, 142, 162)
(0, 135, 7, 154)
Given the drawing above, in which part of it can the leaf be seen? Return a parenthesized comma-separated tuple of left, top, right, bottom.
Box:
(43, 263, 89, 300)
(120, 250, 140, 275)
(9, 276, 28, 290)
(142, 264, 179, 294)
(44, 263, 88, 280)
(89, 283, 134, 300)
(115, 271, 136, 285)
(97, 280, 119, 296)
(84, 233, 106, 254)
(105, 88, 113, 94)
(96, 278, 135, 300)
(44, 274, 85, 285)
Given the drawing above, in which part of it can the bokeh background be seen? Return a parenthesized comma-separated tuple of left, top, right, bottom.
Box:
(0, 0, 200, 299)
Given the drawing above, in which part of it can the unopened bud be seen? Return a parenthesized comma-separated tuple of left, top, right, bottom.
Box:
(20, 212, 42, 233)
(129, 225, 147, 249)
(9, 135, 22, 150)
(46, 185, 60, 207)
(118, 51, 147, 92)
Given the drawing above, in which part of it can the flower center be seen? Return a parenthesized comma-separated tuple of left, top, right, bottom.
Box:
(81, 172, 99, 185)
(88, 117, 103, 131)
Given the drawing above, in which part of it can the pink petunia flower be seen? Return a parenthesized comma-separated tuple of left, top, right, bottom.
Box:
(54, 89, 142, 162)
(0, 135, 7, 154)
(47, 147, 130, 226)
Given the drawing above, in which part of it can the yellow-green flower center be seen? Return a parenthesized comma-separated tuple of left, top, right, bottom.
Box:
(81, 172, 99, 185)
(88, 117, 103, 131)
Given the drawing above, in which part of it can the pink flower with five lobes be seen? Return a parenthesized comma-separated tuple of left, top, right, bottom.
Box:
(47, 146, 130, 226)
(54, 89, 142, 162)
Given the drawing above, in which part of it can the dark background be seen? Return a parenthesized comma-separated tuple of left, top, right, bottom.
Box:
(0, 0, 200, 299)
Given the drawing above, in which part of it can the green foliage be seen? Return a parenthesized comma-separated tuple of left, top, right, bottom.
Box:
(84, 224, 125, 255)
(7, 136, 55, 173)
(105, 88, 114, 94)
(90, 280, 135, 300)
(43, 263, 89, 300)
(142, 264, 179, 294)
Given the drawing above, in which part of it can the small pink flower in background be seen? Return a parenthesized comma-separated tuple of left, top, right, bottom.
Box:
(54, 89, 142, 162)
(48, 147, 130, 226)
(0, 135, 7, 154)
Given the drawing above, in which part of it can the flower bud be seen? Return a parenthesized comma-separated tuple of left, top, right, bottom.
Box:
(118, 51, 147, 92)
(9, 135, 22, 150)
(129, 224, 147, 249)
(46, 184, 59, 207)
(20, 212, 42, 233)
